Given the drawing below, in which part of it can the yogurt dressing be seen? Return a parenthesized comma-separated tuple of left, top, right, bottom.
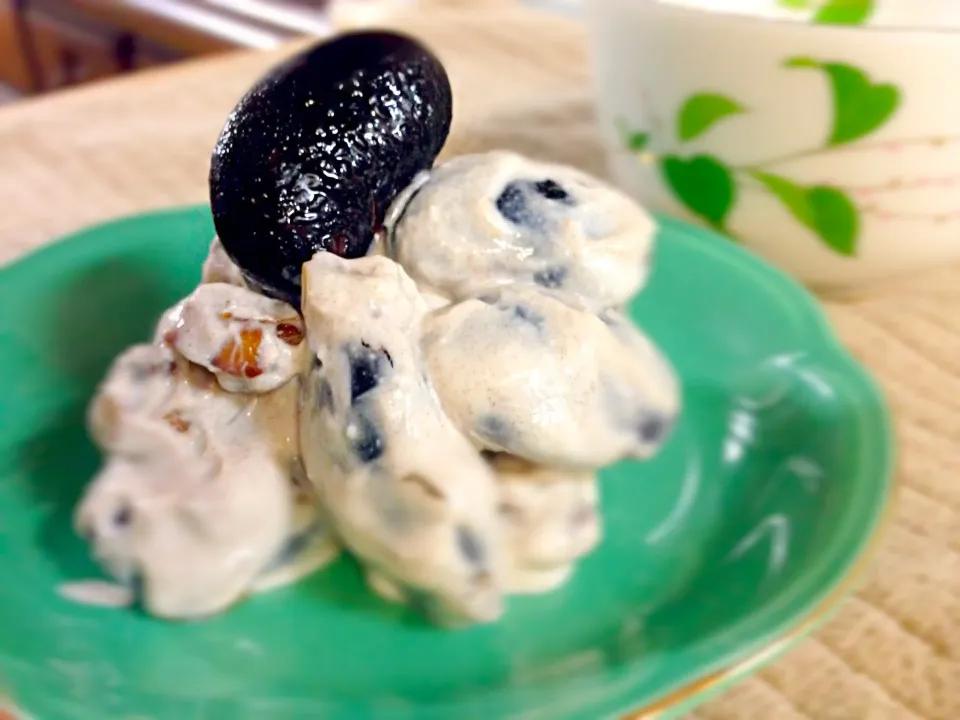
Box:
(489, 453, 601, 594)
(158, 282, 307, 394)
(389, 151, 656, 313)
(201, 236, 248, 288)
(299, 253, 505, 626)
(420, 286, 679, 468)
(76, 304, 337, 619)
(74, 150, 677, 626)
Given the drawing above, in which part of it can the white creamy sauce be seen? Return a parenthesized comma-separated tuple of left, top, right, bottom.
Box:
(158, 283, 306, 394)
(489, 454, 601, 594)
(57, 580, 136, 608)
(74, 151, 676, 626)
(299, 254, 504, 626)
(389, 151, 656, 312)
(421, 286, 679, 468)
(77, 316, 337, 619)
(201, 236, 248, 288)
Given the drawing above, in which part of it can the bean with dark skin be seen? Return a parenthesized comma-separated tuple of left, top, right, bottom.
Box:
(210, 31, 453, 307)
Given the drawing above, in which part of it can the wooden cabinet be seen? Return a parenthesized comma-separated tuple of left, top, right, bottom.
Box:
(0, 0, 406, 98)
(0, 0, 308, 96)
(0, 2, 32, 91)
(0, 0, 168, 93)
(17, 2, 129, 91)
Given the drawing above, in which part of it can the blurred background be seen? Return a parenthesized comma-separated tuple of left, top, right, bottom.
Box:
(0, 0, 523, 103)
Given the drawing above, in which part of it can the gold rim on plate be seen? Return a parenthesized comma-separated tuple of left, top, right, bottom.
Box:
(621, 423, 902, 720)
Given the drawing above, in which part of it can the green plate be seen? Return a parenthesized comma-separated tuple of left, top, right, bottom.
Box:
(0, 207, 894, 720)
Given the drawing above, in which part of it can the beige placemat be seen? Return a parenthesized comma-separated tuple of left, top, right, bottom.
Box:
(0, 4, 956, 719)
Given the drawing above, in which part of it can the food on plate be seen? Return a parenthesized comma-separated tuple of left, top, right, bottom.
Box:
(77, 342, 337, 619)
(389, 151, 656, 312)
(420, 284, 678, 468)
(158, 282, 307, 394)
(299, 253, 504, 625)
(73, 30, 679, 626)
(488, 453, 601, 594)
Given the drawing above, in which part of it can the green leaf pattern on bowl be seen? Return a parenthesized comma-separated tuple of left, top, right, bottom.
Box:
(618, 55, 903, 257)
(777, 0, 876, 24)
(659, 155, 736, 232)
(676, 93, 746, 143)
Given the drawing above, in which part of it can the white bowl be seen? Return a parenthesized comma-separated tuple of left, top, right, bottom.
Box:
(587, 0, 960, 292)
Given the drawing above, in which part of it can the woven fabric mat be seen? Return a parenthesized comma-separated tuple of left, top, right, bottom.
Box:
(0, 4, 957, 719)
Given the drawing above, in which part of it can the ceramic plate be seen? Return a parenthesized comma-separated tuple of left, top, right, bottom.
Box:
(0, 207, 895, 720)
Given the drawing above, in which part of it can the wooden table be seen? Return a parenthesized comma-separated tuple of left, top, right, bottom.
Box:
(0, 3, 957, 719)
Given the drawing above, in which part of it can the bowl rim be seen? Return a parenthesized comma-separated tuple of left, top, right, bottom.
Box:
(593, 0, 960, 36)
